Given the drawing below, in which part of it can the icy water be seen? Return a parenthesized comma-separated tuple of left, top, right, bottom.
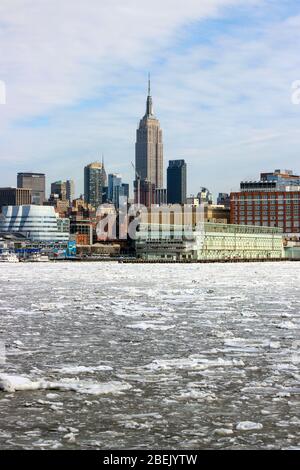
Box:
(0, 262, 299, 450)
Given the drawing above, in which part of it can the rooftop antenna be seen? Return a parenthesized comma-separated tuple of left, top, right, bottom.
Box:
(148, 72, 151, 96)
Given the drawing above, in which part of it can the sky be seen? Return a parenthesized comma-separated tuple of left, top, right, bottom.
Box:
(0, 0, 300, 199)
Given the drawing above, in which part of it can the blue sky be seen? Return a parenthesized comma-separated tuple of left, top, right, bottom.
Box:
(0, 0, 300, 199)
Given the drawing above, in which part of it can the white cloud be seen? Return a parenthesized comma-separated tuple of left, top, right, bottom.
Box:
(0, 0, 300, 197)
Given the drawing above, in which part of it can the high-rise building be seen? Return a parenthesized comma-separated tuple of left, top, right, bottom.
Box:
(0, 187, 32, 208)
(51, 181, 67, 201)
(108, 174, 122, 203)
(17, 172, 45, 205)
(84, 162, 106, 208)
(66, 180, 75, 203)
(107, 174, 129, 207)
(167, 160, 187, 204)
(135, 76, 163, 206)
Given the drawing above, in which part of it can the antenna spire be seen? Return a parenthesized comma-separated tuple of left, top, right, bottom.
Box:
(148, 72, 151, 96)
(145, 73, 154, 116)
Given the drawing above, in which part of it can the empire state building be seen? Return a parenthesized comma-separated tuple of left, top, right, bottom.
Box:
(135, 77, 163, 205)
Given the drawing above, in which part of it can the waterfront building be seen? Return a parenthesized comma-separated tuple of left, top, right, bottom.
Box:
(70, 220, 93, 246)
(136, 222, 283, 261)
(231, 170, 300, 236)
(135, 77, 163, 206)
(0, 205, 70, 241)
(167, 160, 187, 204)
(17, 172, 46, 205)
(84, 162, 106, 208)
(0, 187, 32, 208)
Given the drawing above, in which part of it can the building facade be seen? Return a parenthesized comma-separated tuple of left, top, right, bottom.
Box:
(66, 179, 75, 204)
(217, 193, 230, 208)
(241, 169, 300, 191)
(136, 223, 283, 261)
(17, 172, 45, 205)
(135, 78, 163, 205)
(107, 174, 129, 207)
(84, 162, 106, 208)
(51, 180, 67, 200)
(0, 187, 32, 208)
(154, 188, 167, 205)
(0, 205, 69, 241)
(167, 160, 187, 205)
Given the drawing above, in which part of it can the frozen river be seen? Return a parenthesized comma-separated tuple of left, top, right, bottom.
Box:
(0, 262, 299, 449)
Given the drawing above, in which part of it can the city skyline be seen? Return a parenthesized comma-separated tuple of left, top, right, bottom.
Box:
(1, 1, 300, 198)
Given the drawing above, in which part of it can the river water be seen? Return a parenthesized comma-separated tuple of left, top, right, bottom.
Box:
(0, 262, 299, 449)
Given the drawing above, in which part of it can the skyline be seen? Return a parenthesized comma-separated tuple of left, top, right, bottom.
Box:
(1, 0, 300, 198)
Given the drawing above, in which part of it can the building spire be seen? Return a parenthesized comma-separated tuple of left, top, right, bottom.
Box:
(148, 72, 151, 96)
(145, 73, 154, 117)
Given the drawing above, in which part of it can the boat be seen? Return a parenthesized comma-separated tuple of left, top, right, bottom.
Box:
(0, 251, 19, 263)
(25, 252, 49, 262)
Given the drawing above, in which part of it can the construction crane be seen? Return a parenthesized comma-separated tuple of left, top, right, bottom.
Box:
(131, 161, 141, 206)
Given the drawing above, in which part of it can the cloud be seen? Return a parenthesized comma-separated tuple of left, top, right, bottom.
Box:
(0, 0, 300, 197)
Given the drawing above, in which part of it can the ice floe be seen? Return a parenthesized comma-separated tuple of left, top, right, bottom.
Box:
(236, 421, 263, 431)
(0, 373, 131, 395)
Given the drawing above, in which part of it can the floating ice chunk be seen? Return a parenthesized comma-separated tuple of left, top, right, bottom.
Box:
(277, 321, 296, 330)
(269, 341, 281, 349)
(55, 379, 131, 395)
(54, 365, 113, 374)
(63, 432, 76, 442)
(46, 393, 59, 399)
(236, 421, 263, 431)
(214, 428, 233, 436)
(0, 373, 131, 395)
(127, 322, 175, 331)
(145, 356, 244, 371)
(0, 374, 43, 392)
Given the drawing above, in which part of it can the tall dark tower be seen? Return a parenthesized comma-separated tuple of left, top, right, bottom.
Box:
(167, 160, 187, 205)
(84, 162, 106, 208)
(135, 76, 163, 205)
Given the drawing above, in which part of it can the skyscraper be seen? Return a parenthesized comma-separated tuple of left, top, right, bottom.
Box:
(66, 179, 75, 203)
(84, 162, 106, 208)
(51, 181, 67, 200)
(17, 172, 46, 205)
(167, 160, 187, 205)
(107, 174, 129, 207)
(135, 76, 163, 205)
(108, 174, 122, 203)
